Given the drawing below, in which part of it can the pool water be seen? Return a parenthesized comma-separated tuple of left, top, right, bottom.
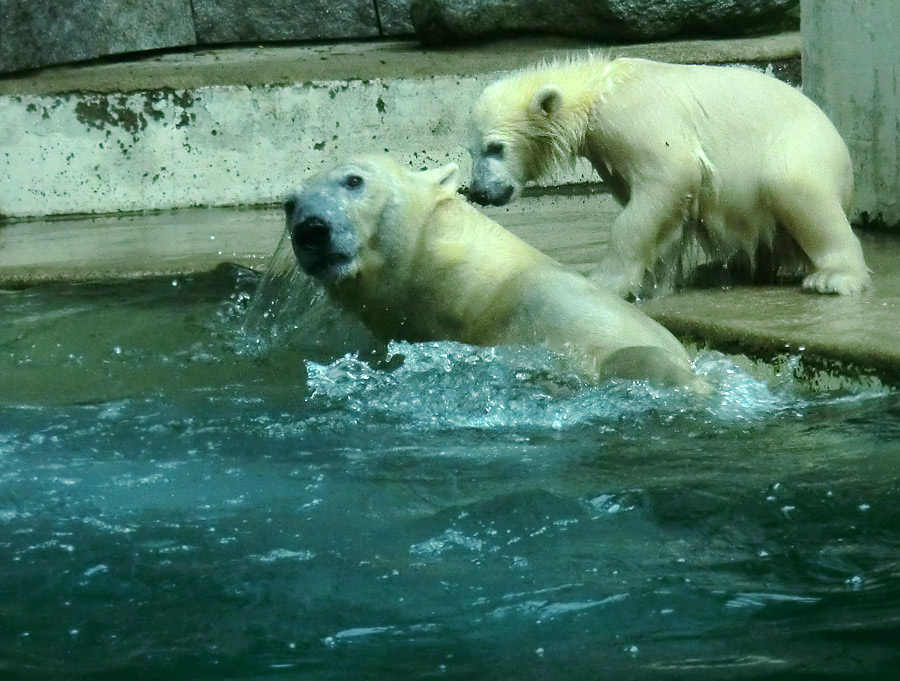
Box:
(1, 257, 899, 680)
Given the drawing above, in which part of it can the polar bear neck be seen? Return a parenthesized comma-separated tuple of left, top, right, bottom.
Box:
(407, 197, 555, 344)
(322, 195, 546, 345)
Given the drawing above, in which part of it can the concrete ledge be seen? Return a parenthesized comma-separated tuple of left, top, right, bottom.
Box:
(638, 230, 900, 385)
(0, 207, 284, 284)
(0, 33, 800, 96)
(1, 34, 799, 220)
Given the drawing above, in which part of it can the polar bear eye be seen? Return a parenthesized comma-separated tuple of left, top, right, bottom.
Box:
(343, 174, 364, 190)
(484, 142, 505, 158)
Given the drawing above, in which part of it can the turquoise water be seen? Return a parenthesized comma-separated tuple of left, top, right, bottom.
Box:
(1, 262, 898, 680)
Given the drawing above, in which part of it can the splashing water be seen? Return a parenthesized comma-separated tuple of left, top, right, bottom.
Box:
(236, 229, 379, 363)
(303, 340, 791, 432)
(234, 233, 888, 436)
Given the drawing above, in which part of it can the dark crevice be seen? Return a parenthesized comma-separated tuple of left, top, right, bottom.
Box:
(372, 0, 385, 36)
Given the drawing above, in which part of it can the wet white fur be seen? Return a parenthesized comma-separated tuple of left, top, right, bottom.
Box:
(473, 55, 872, 296)
(296, 155, 704, 388)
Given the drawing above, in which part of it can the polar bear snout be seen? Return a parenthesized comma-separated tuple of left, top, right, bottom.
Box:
(468, 169, 515, 206)
(469, 182, 514, 207)
(284, 197, 360, 282)
(468, 155, 519, 206)
(291, 215, 332, 253)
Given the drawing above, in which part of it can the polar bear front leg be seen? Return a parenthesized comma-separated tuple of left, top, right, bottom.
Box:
(588, 186, 688, 298)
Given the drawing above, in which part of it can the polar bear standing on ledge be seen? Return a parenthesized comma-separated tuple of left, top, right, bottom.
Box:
(469, 56, 871, 297)
(283, 155, 706, 389)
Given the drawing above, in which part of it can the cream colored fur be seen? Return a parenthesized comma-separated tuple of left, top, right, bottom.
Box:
(472, 55, 872, 297)
(287, 155, 704, 388)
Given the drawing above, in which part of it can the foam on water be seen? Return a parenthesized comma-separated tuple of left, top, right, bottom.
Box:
(302, 339, 789, 432)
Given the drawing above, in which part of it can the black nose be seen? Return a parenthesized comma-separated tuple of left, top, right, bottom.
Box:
(291, 216, 331, 253)
(468, 185, 514, 207)
(468, 188, 491, 206)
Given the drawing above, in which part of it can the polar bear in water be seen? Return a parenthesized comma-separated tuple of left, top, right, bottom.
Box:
(283, 155, 706, 390)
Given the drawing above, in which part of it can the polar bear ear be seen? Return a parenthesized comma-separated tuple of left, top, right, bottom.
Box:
(420, 163, 460, 194)
(530, 85, 563, 116)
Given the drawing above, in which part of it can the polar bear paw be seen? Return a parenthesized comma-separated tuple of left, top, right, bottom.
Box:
(801, 268, 872, 296)
(588, 260, 645, 299)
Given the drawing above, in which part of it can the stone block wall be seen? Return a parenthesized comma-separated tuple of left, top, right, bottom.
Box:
(191, 0, 383, 43)
(0, 0, 798, 75)
(0, 0, 197, 73)
(0, 1, 416, 74)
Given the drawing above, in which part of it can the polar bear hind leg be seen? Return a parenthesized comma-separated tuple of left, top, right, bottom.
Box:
(766, 176, 871, 295)
(600, 346, 712, 393)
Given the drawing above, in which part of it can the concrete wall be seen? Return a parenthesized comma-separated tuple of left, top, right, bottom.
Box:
(0, 76, 487, 218)
(801, 0, 900, 229)
(0, 35, 803, 221)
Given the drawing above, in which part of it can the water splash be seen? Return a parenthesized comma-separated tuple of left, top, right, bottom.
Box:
(233, 233, 891, 434)
(303, 340, 790, 432)
(234, 229, 376, 361)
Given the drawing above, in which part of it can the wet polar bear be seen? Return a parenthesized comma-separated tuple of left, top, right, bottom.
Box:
(283, 155, 705, 389)
(469, 55, 871, 297)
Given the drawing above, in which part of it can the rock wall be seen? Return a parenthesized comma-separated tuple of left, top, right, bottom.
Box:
(0, 0, 197, 74)
(0, 0, 797, 74)
(0, 1, 416, 74)
(411, 0, 799, 45)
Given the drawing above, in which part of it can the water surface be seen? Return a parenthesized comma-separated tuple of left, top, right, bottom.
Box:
(1, 263, 898, 680)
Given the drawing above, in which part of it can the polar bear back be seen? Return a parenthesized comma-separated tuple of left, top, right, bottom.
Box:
(584, 58, 854, 259)
(493, 263, 689, 361)
(591, 58, 853, 204)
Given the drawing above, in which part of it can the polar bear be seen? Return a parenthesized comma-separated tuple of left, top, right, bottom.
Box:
(283, 155, 705, 389)
(469, 55, 872, 298)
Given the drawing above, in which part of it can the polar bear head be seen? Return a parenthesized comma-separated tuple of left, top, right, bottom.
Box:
(283, 155, 460, 284)
(469, 76, 573, 207)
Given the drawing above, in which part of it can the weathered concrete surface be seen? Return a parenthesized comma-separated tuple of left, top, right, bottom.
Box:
(0, 0, 196, 73)
(0, 207, 283, 283)
(0, 33, 800, 220)
(192, 0, 380, 44)
(1, 80, 479, 218)
(638, 230, 900, 383)
(411, 0, 799, 45)
(801, 0, 900, 229)
(2, 192, 898, 383)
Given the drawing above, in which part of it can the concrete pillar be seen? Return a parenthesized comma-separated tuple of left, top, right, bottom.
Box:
(801, 0, 900, 229)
